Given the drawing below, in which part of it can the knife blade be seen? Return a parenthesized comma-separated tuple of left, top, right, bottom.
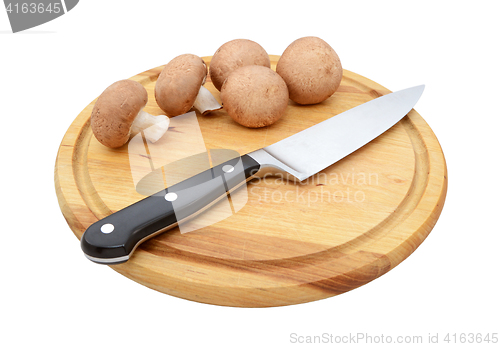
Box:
(81, 85, 424, 264)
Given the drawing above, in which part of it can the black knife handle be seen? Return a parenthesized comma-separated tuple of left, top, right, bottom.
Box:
(81, 154, 260, 264)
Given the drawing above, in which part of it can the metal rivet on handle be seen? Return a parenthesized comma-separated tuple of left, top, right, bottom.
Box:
(165, 192, 178, 202)
(222, 165, 234, 173)
(100, 223, 114, 234)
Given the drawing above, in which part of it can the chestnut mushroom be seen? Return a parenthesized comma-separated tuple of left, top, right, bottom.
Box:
(220, 65, 289, 128)
(276, 36, 343, 105)
(91, 80, 169, 148)
(155, 54, 222, 117)
(209, 39, 271, 91)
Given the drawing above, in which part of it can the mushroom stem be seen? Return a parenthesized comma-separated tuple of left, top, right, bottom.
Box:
(130, 110, 170, 143)
(193, 86, 222, 116)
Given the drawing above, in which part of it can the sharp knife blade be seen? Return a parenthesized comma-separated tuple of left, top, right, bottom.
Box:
(248, 85, 425, 181)
(81, 85, 424, 264)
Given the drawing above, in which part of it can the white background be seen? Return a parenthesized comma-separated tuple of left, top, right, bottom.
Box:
(1, 1, 499, 346)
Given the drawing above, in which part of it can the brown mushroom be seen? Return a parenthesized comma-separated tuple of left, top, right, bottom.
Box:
(155, 54, 222, 117)
(220, 65, 289, 128)
(91, 80, 169, 148)
(276, 36, 343, 105)
(209, 39, 271, 91)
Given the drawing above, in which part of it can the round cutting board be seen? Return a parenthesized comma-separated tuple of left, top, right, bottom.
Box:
(55, 55, 447, 307)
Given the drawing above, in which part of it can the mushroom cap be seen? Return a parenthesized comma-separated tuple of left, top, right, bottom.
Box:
(91, 79, 148, 148)
(155, 54, 207, 116)
(276, 36, 343, 105)
(209, 39, 271, 91)
(221, 65, 289, 128)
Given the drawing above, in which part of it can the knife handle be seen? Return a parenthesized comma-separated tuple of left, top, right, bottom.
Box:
(81, 154, 261, 264)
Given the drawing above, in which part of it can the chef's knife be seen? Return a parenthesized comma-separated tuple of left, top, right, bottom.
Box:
(81, 85, 424, 264)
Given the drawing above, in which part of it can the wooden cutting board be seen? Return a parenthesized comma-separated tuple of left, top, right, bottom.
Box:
(55, 55, 447, 307)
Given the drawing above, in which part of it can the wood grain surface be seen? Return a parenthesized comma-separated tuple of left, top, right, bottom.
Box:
(54, 55, 447, 307)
